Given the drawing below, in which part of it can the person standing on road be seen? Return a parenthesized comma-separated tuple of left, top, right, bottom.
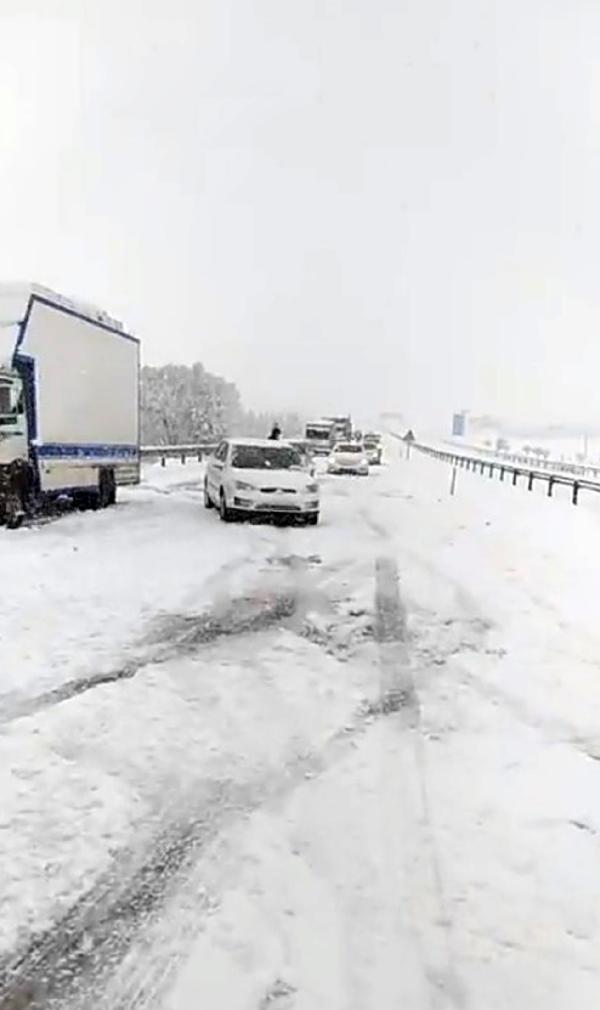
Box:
(269, 423, 282, 440)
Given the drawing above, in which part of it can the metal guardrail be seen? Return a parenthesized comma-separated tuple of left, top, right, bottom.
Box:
(140, 439, 308, 466)
(140, 443, 217, 466)
(399, 438, 600, 505)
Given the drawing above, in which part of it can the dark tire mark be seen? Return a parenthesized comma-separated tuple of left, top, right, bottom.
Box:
(0, 693, 395, 1010)
(374, 555, 416, 715)
(374, 556, 407, 643)
(0, 593, 297, 726)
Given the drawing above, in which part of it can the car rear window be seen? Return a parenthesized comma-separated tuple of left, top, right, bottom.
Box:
(231, 445, 302, 469)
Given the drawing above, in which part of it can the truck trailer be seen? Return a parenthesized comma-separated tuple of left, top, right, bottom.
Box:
(0, 284, 140, 525)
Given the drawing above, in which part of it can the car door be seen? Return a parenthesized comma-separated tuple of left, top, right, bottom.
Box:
(208, 441, 228, 497)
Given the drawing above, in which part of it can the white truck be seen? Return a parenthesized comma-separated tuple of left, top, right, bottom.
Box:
(0, 284, 140, 525)
(304, 420, 335, 456)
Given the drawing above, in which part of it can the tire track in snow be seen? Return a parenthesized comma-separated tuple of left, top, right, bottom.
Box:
(0, 695, 386, 1010)
(373, 555, 416, 717)
(0, 551, 372, 1010)
(0, 591, 296, 727)
(371, 542, 468, 1009)
(0, 544, 335, 728)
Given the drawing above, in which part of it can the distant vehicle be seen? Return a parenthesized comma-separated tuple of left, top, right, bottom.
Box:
(323, 415, 352, 441)
(363, 433, 382, 464)
(0, 283, 140, 527)
(327, 441, 369, 476)
(204, 437, 320, 524)
(304, 421, 335, 455)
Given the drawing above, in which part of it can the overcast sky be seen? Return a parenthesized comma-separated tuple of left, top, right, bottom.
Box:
(1, 0, 599, 430)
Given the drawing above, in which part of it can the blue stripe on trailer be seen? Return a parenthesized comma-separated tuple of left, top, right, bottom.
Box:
(36, 443, 139, 460)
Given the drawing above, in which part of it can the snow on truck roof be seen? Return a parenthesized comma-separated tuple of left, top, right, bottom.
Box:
(0, 283, 125, 331)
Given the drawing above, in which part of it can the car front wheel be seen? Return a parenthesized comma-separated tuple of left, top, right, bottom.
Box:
(306, 512, 319, 526)
(204, 480, 214, 509)
(219, 489, 233, 522)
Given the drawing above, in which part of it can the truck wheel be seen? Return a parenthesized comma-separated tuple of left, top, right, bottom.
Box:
(74, 491, 91, 511)
(98, 469, 116, 509)
(5, 493, 25, 529)
(4, 462, 33, 528)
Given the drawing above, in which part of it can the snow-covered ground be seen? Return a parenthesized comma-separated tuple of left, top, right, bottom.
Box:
(2, 448, 600, 1008)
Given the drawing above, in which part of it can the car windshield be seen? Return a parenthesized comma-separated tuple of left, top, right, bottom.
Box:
(336, 443, 362, 453)
(231, 444, 302, 470)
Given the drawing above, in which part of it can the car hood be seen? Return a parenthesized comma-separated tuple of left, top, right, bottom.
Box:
(232, 468, 313, 490)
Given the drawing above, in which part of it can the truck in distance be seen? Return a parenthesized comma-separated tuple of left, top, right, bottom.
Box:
(363, 432, 382, 464)
(304, 420, 335, 456)
(0, 284, 140, 526)
(322, 415, 352, 441)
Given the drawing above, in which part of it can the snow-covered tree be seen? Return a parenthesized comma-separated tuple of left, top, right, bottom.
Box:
(140, 363, 243, 444)
(140, 363, 304, 444)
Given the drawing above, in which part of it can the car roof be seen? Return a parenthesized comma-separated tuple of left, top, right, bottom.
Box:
(227, 437, 297, 447)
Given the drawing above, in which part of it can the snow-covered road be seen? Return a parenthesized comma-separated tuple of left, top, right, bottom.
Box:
(2, 447, 600, 1009)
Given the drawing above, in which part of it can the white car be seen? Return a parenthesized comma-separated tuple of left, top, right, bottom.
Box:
(204, 438, 320, 524)
(327, 442, 369, 476)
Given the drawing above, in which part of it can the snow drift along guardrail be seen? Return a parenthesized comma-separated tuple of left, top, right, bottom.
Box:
(391, 435, 600, 506)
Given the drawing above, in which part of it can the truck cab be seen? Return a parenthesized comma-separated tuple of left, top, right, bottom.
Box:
(304, 421, 335, 456)
(0, 368, 32, 524)
(322, 415, 352, 442)
(0, 370, 27, 458)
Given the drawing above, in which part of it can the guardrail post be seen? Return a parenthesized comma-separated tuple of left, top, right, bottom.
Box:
(450, 465, 458, 496)
(489, 463, 494, 478)
(500, 467, 505, 481)
(528, 472, 534, 491)
(181, 452, 186, 465)
(161, 455, 166, 467)
(548, 478, 554, 498)
(512, 470, 518, 486)
(573, 482, 579, 505)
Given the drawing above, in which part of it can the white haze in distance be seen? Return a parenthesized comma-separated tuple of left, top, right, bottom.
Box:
(1, 0, 599, 432)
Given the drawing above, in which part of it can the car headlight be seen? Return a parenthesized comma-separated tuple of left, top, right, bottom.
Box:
(306, 482, 319, 493)
(235, 480, 255, 491)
